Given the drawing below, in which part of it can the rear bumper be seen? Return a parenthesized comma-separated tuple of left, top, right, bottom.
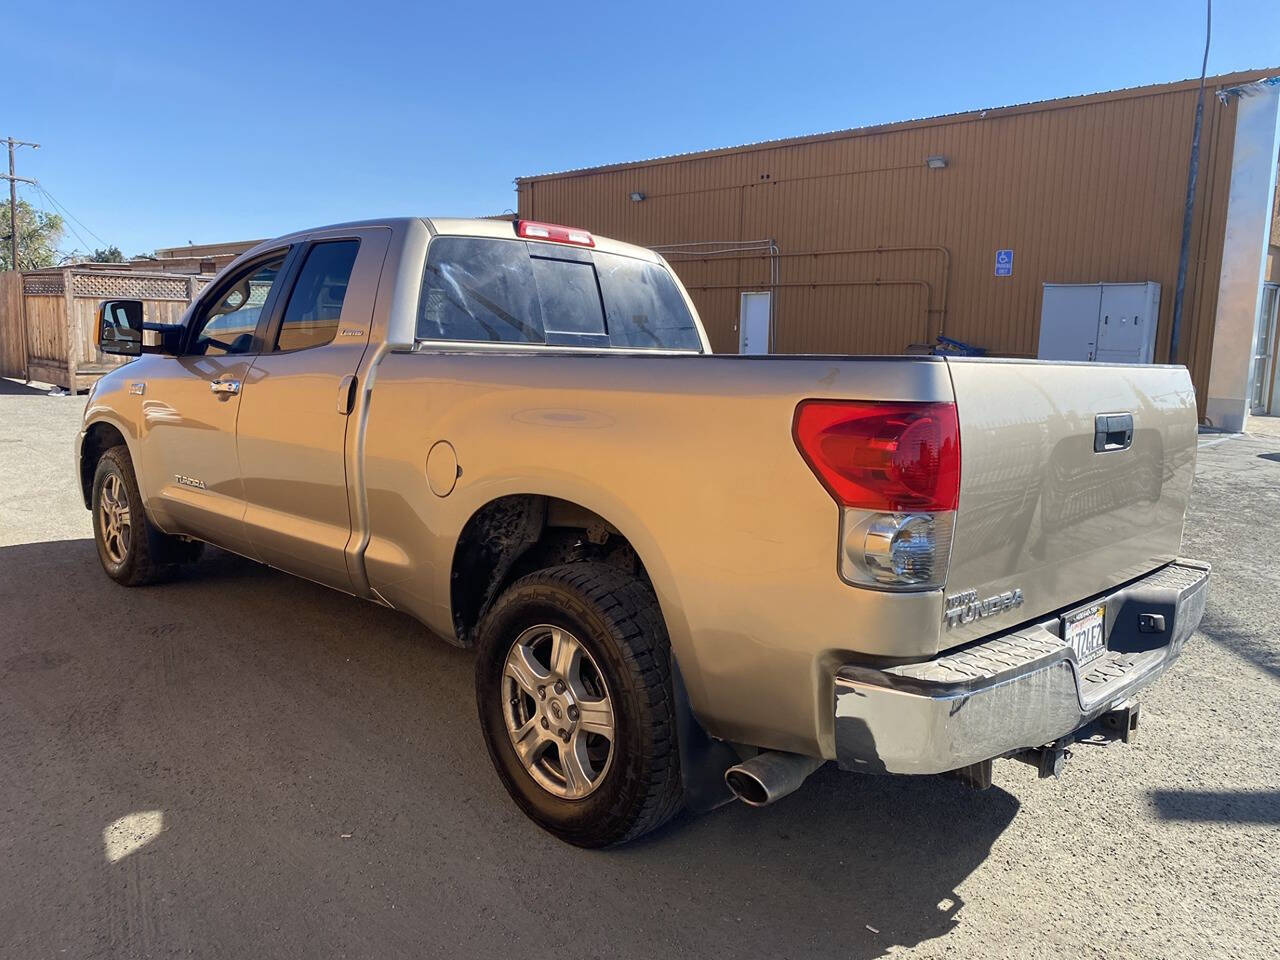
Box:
(833, 559, 1210, 775)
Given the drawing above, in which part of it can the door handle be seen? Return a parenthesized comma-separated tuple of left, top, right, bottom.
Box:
(1094, 413, 1133, 452)
(210, 378, 241, 397)
(337, 375, 357, 415)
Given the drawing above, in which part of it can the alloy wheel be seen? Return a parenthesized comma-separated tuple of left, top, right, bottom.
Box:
(98, 473, 132, 566)
(502, 624, 616, 800)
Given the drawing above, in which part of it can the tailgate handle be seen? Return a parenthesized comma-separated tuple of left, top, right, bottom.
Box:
(1094, 413, 1133, 452)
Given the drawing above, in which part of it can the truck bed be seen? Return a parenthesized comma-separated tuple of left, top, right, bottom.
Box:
(357, 349, 1197, 756)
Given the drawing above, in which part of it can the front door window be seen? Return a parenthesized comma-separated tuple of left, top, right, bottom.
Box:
(188, 255, 287, 356)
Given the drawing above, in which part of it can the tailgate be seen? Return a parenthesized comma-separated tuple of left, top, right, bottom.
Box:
(941, 358, 1198, 648)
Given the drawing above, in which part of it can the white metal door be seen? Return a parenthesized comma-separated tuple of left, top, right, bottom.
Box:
(1095, 283, 1160, 364)
(1038, 284, 1103, 361)
(739, 291, 771, 355)
(1039, 282, 1160, 363)
(1251, 283, 1279, 415)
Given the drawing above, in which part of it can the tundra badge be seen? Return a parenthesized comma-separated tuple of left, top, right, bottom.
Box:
(944, 587, 1024, 628)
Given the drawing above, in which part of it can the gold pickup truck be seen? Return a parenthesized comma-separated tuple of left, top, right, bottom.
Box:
(77, 217, 1209, 847)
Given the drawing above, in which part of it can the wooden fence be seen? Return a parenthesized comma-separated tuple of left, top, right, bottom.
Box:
(0, 268, 213, 391)
(0, 272, 22, 377)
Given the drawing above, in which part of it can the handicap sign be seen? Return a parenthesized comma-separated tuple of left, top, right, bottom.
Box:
(994, 249, 1014, 277)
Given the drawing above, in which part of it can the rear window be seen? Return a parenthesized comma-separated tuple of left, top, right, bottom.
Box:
(416, 236, 701, 351)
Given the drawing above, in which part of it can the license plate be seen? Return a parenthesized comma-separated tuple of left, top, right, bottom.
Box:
(1064, 603, 1107, 665)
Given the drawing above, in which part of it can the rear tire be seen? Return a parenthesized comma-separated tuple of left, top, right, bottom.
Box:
(474, 562, 683, 847)
(92, 445, 203, 586)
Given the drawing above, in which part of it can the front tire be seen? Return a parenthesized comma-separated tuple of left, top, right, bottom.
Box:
(92, 445, 202, 586)
(474, 563, 683, 847)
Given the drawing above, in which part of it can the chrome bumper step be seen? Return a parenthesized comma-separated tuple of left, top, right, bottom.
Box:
(833, 559, 1210, 776)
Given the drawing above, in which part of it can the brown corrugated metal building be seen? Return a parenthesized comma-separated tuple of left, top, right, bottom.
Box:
(516, 69, 1280, 428)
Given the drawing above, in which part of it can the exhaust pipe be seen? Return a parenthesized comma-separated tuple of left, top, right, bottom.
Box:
(724, 751, 824, 807)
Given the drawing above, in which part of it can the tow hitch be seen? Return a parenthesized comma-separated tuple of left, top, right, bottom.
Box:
(1015, 740, 1074, 779)
(1011, 699, 1142, 780)
(1098, 699, 1141, 743)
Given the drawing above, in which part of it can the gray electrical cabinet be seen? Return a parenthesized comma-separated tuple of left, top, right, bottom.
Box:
(1038, 282, 1161, 363)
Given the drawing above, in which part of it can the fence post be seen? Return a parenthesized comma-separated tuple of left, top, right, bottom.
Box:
(18, 271, 30, 381)
(62, 268, 77, 393)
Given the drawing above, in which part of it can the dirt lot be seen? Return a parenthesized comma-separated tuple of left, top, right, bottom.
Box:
(1, 378, 1277, 960)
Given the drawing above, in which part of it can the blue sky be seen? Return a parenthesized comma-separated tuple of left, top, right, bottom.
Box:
(7, 0, 1279, 256)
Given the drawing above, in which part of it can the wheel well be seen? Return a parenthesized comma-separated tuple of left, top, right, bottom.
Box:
(80, 422, 128, 508)
(450, 494, 651, 645)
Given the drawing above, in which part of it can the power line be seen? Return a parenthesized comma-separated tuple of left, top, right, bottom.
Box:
(21, 181, 95, 258)
(2, 137, 119, 266)
(33, 181, 112, 251)
(1, 137, 120, 266)
(31, 184, 96, 254)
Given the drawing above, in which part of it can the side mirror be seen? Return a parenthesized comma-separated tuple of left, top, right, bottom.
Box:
(97, 299, 144, 357)
(96, 299, 185, 356)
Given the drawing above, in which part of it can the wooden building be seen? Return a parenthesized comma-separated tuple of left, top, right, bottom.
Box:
(517, 69, 1280, 428)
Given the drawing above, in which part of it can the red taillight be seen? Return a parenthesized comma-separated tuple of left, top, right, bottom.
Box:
(515, 219, 595, 247)
(793, 400, 960, 511)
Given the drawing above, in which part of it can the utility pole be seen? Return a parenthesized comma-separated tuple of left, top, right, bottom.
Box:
(2, 137, 39, 381)
(3, 137, 40, 272)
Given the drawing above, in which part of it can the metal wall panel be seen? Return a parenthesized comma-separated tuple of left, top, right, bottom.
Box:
(518, 70, 1280, 415)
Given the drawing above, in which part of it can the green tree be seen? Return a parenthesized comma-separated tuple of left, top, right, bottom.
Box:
(0, 199, 64, 271)
(90, 245, 125, 263)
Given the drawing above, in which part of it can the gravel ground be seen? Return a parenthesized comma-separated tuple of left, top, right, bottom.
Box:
(1, 378, 1277, 960)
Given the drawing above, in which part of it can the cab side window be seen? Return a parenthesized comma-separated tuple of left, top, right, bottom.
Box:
(188, 254, 286, 356)
(274, 240, 360, 351)
(417, 237, 544, 343)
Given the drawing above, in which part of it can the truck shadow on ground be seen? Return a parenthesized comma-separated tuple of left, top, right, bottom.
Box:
(1, 539, 1020, 960)
(1147, 789, 1280, 824)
